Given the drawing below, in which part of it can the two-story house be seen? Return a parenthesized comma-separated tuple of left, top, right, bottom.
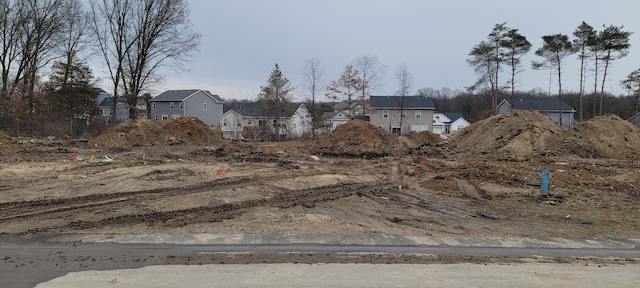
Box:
(497, 98, 576, 128)
(149, 89, 224, 127)
(220, 101, 311, 140)
(370, 95, 435, 134)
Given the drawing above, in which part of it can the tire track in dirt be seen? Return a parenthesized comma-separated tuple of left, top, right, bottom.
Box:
(23, 182, 385, 234)
(0, 170, 330, 222)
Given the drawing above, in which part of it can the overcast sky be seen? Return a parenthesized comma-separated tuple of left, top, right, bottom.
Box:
(153, 0, 640, 101)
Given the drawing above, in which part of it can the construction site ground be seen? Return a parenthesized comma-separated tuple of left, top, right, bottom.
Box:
(1, 112, 640, 267)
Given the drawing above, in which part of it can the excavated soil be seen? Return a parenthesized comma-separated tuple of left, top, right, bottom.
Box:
(88, 117, 225, 149)
(1, 112, 640, 241)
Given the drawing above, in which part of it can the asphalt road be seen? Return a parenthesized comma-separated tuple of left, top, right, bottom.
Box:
(3, 234, 640, 287)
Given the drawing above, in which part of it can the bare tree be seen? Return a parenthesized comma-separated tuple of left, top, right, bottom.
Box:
(326, 64, 362, 118)
(353, 54, 385, 115)
(301, 58, 323, 138)
(89, 0, 201, 123)
(58, 0, 93, 88)
(0, 0, 28, 92)
(395, 64, 413, 132)
(123, 0, 201, 118)
(19, 0, 67, 134)
(89, 0, 135, 124)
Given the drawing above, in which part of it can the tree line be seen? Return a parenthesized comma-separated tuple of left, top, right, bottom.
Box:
(0, 0, 200, 137)
(467, 21, 635, 122)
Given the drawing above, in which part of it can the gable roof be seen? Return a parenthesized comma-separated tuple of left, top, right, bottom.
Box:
(370, 96, 435, 109)
(98, 97, 127, 107)
(151, 89, 223, 103)
(442, 112, 464, 122)
(504, 98, 574, 112)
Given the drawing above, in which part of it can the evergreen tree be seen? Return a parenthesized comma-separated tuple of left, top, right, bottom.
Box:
(501, 28, 531, 108)
(44, 59, 98, 135)
(573, 21, 597, 121)
(257, 63, 294, 141)
(533, 34, 575, 127)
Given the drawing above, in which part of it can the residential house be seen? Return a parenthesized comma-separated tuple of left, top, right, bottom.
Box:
(220, 101, 312, 139)
(370, 95, 435, 134)
(149, 89, 224, 127)
(322, 111, 350, 131)
(98, 96, 129, 123)
(333, 101, 368, 117)
(497, 98, 576, 128)
(95, 88, 111, 105)
(433, 112, 470, 136)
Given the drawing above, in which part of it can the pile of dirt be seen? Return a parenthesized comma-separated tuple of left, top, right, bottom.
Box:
(88, 117, 225, 148)
(447, 110, 565, 159)
(390, 131, 443, 152)
(561, 114, 640, 159)
(0, 130, 11, 143)
(448, 110, 640, 160)
(316, 120, 393, 157)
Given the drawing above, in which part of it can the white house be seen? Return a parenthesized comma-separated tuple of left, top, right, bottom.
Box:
(433, 112, 470, 136)
(220, 102, 312, 140)
(322, 111, 350, 131)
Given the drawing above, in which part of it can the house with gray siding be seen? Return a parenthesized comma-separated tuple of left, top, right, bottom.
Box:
(220, 101, 311, 139)
(370, 96, 435, 134)
(497, 98, 576, 128)
(149, 89, 224, 127)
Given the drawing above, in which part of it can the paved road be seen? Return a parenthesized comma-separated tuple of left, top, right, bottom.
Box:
(2, 234, 639, 287)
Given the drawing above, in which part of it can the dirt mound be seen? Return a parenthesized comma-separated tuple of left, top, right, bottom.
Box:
(0, 130, 10, 142)
(448, 110, 565, 159)
(390, 131, 443, 153)
(316, 120, 393, 157)
(89, 117, 225, 148)
(562, 114, 640, 159)
(448, 110, 640, 160)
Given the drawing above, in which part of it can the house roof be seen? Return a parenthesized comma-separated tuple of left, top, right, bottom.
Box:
(505, 98, 574, 112)
(442, 112, 464, 122)
(94, 87, 109, 94)
(223, 101, 303, 118)
(98, 97, 127, 107)
(370, 96, 435, 109)
(151, 89, 223, 103)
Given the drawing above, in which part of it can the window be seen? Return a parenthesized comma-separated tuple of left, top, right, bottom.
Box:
(411, 125, 429, 132)
(383, 110, 389, 119)
(154, 114, 159, 121)
(415, 110, 421, 119)
(162, 114, 168, 120)
(170, 102, 174, 110)
(102, 108, 111, 116)
(171, 114, 181, 119)
(179, 102, 183, 110)
(237, 122, 241, 127)
(222, 119, 228, 126)
(401, 110, 407, 119)
(152, 102, 156, 109)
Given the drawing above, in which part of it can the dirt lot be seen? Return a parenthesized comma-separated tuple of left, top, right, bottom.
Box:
(1, 112, 640, 239)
